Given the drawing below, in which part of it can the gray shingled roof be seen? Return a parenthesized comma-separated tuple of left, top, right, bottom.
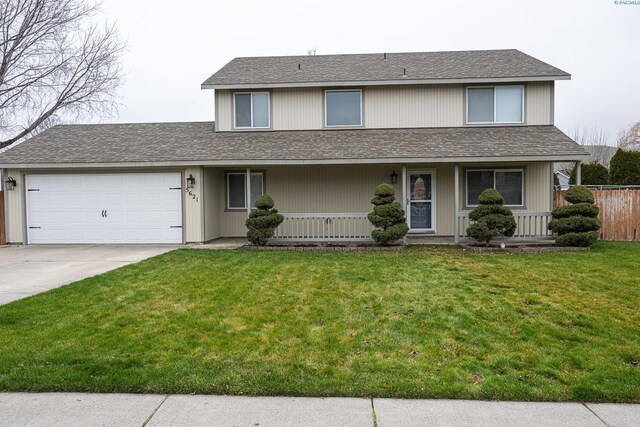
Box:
(0, 122, 588, 167)
(202, 50, 570, 88)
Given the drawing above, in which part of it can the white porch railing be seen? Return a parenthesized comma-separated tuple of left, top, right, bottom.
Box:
(456, 211, 553, 239)
(272, 213, 373, 241)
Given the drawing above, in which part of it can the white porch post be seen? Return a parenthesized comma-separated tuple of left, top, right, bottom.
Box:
(402, 165, 407, 244)
(454, 164, 460, 244)
(575, 161, 582, 186)
(245, 168, 251, 215)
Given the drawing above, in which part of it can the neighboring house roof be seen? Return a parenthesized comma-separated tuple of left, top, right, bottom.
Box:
(202, 49, 570, 89)
(0, 123, 589, 168)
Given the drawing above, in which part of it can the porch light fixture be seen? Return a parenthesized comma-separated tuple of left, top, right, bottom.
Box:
(4, 176, 16, 191)
(186, 174, 195, 189)
(390, 171, 398, 184)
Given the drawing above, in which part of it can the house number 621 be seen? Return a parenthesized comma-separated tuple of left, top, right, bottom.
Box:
(185, 188, 199, 202)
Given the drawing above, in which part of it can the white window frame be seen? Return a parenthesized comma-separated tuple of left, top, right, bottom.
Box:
(233, 92, 271, 129)
(465, 85, 525, 125)
(226, 171, 264, 210)
(324, 89, 363, 127)
(465, 168, 525, 207)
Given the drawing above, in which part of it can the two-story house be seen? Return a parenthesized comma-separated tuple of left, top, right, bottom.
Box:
(0, 49, 589, 244)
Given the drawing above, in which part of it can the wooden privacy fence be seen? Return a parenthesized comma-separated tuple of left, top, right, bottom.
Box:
(0, 191, 5, 245)
(554, 189, 640, 241)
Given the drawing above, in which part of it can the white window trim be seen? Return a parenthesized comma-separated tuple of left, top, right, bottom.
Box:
(233, 92, 271, 129)
(324, 89, 363, 127)
(465, 85, 525, 125)
(226, 171, 265, 210)
(465, 168, 525, 207)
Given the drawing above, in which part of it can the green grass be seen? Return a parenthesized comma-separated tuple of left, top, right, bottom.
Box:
(0, 241, 639, 402)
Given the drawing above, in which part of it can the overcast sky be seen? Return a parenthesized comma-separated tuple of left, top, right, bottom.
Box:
(99, 0, 639, 145)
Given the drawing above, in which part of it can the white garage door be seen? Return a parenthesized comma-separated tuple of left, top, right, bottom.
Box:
(26, 173, 183, 244)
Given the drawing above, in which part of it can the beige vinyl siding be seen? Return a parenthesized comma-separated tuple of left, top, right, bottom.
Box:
(184, 166, 204, 243)
(5, 169, 24, 243)
(272, 88, 323, 130)
(364, 85, 464, 128)
(216, 165, 402, 237)
(526, 81, 553, 125)
(215, 82, 553, 130)
(203, 167, 222, 241)
(216, 90, 233, 131)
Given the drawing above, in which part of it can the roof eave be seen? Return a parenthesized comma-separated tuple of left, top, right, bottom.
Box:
(201, 75, 571, 90)
(0, 153, 590, 169)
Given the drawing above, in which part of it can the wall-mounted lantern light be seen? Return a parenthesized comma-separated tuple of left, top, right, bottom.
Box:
(390, 171, 398, 184)
(4, 176, 16, 191)
(186, 174, 195, 189)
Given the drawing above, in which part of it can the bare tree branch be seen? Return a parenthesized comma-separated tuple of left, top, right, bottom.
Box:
(617, 122, 640, 151)
(0, 0, 124, 149)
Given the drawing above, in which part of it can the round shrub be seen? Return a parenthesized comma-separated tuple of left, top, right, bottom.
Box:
(551, 203, 599, 219)
(368, 184, 408, 244)
(245, 194, 284, 246)
(564, 185, 595, 204)
(548, 216, 601, 235)
(477, 188, 504, 205)
(555, 231, 599, 247)
(466, 188, 516, 246)
(550, 186, 600, 247)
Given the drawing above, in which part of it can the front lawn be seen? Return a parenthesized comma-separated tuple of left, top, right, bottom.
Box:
(0, 242, 638, 402)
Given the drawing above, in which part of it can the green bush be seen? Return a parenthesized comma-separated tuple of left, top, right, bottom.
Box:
(609, 149, 640, 185)
(368, 184, 408, 244)
(245, 194, 284, 246)
(555, 231, 599, 247)
(565, 185, 595, 204)
(569, 163, 609, 185)
(551, 203, 599, 219)
(554, 173, 560, 187)
(550, 186, 600, 247)
(466, 189, 516, 246)
(548, 216, 601, 235)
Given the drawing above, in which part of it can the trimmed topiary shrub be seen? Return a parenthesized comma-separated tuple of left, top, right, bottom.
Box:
(609, 149, 640, 185)
(549, 185, 600, 247)
(466, 188, 516, 246)
(569, 163, 609, 185)
(245, 194, 284, 246)
(368, 183, 409, 244)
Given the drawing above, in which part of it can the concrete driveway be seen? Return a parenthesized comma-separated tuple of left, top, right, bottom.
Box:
(0, 245, 177, 305)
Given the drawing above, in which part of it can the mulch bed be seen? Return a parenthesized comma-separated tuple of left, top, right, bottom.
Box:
(461, 244, 589, 253)
(242, 243, 405, 251)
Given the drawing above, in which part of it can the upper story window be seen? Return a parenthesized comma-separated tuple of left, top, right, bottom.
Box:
(325, 89, 362, 127)
(466, 86, 524, 124)
(234, 92, 270, 128)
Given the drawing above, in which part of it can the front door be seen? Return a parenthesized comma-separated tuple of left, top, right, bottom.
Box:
(406, 170, 435, 232)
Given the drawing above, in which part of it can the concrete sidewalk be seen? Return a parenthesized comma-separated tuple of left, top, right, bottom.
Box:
(0, 393, 638, 427)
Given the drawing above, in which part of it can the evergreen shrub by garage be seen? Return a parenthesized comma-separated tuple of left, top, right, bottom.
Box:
(549, 185, 600, 247)
(245, 194, 284, 246)
(368, 183, 409, 244)
(466, 188, 517, 246)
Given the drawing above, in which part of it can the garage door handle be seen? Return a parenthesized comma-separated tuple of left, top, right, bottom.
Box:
(29, 226, 41, 229)
(170, 225, 182, 228)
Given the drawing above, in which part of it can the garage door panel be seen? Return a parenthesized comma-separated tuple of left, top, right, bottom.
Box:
(26, 173, 184, 244)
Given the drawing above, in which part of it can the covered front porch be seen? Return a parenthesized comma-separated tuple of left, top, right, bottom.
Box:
(199, 161, 560, 244)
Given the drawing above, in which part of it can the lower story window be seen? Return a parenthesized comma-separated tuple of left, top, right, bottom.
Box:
(226, 172, 264, 210)
(466, 169, 523, 206)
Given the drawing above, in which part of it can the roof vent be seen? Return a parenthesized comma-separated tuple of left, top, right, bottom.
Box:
(297, 63, 301, 72)
(383, 52, 387, 61)
(402, 68, 407, 77)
